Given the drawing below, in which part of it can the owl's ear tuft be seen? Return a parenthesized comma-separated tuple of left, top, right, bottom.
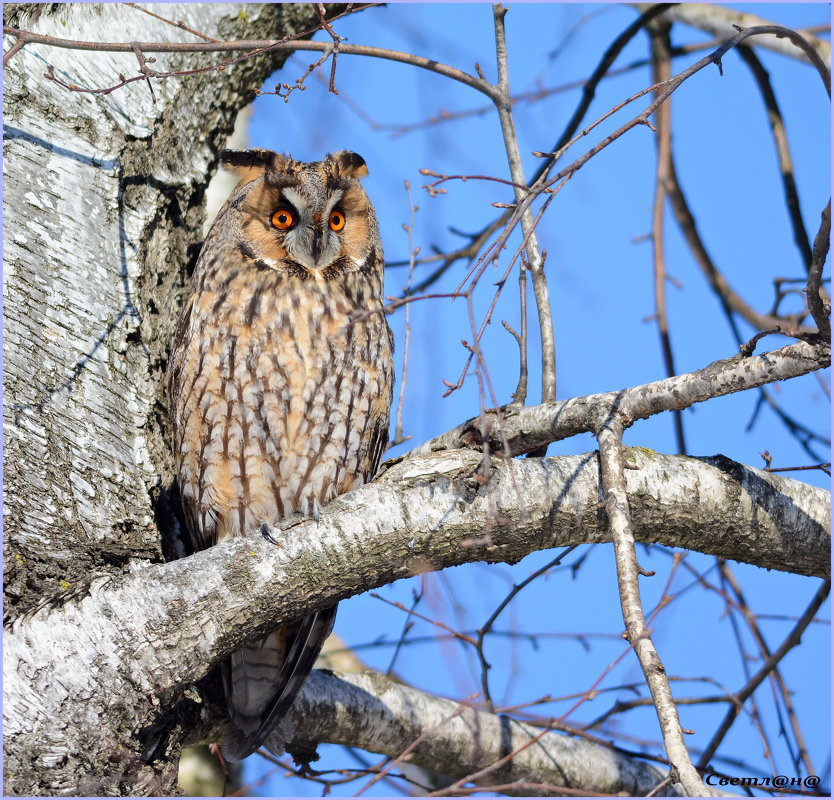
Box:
(329, 151, 368, 179)
(220, 149, 293, 184)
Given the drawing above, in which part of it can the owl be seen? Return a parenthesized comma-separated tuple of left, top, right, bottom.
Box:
(166, 148, 394, 760)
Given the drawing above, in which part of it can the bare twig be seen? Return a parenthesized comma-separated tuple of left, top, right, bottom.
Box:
(2, 34, 27, 67)
(424, 722, 555, 798)
(353, 695, 476, 796)
(386, 588, 421, 677)
(664, 153, 814, 335)
(257, 47, 333, 101)
(312, 2, 343, 94)
(755, 388, 831, 464)
(440, 192, 555, 400)
(507, 256, 528, 405)
(4, 25, 503, 102)
(736, 44, 813, 270)
(392, 21, 829, 308)
(370, 593, 478, 648)
(379, 24, 826, 140)
(696, 579, 831, 770)
(766, 462, 831, 474)
(597, 416, 709, 796)
(492, 5, 557, 412)
(390, 181, 419, 449)
(475, 548, 579, 712)
(717, 562, 816, 776)
(649, 19, 687, 455)
(122, 3, 222, 43)
(543, 2, 678, 171)
(806, 201, 832, 341)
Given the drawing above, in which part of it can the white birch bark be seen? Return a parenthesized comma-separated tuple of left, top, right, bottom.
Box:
(291, 670, 740, 797)
(4, 448, 829, 793)
(2, 2, 330, 794)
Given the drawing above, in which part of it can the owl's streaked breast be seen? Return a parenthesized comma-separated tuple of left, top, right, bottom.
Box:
(173, 264, 392, 547)
(167, 148, 393, 760)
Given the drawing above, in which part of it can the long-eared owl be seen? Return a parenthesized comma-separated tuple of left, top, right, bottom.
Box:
(166, 148, 394, 760)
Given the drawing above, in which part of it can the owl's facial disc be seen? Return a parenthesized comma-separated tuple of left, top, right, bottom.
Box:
(275, 187, 346, 274)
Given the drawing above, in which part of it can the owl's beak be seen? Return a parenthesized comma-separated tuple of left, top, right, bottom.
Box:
(311, 228, 323, 266)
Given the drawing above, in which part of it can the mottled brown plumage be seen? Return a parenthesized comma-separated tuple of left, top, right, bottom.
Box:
(167, 149, 393, 760)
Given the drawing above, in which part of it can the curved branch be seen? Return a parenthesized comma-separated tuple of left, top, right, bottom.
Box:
(807, 201, 832, 340)
(640, 3, 831, 66)
(2, 27, 500, 102)
(665, 152, 815, 335)
(288, 669, 711, 797)
(411, 340, 830, 459)
(735, 44, 813, 271)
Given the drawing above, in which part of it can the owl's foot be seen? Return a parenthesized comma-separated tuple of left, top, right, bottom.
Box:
(260, 523, 280, 545)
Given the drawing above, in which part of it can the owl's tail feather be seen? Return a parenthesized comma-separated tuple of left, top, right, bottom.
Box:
(220, 605, 337, 761)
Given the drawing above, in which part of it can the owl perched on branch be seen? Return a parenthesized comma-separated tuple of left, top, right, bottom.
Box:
(167, 148, 394, 760)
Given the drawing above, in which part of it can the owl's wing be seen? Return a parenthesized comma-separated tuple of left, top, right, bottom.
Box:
(180, 492, 217, 553)
(367, 415, 391, 481)
(221, 605, 337, 761)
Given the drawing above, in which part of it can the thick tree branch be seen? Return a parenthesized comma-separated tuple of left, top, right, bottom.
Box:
(5, 448, 829, 790)
(287, 669, 726, 797)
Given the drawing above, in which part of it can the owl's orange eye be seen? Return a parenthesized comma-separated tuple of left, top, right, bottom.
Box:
(271, 209, 295, 230)
(329, 210, 346, 231)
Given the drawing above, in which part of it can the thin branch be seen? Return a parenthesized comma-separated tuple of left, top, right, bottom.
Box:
(390, 181, 418, 448)
(735, 44, 813, 270)
(649, 19, 687, 455)
(418, 23, 827, 359)
(507, 256, 528, 405)
(717, 562, 816, 776)
(543, 2, 678, 172)
(491, 4, 557, 413)
(806, 201, 832, 341)
(475, 548, 579, 713)
(696, 579, 831, 770)
(2, 34, 27, 67)
(527, 24, 829, 212)
(3, 26, 502, 102)
(408, 340, 830, 459)
(664, 153, 815, 335)
(597, 416, 709, 796)
(353, 694, 476, 796)
(122, 3, 222, 43)
(394, 21, 829, 303)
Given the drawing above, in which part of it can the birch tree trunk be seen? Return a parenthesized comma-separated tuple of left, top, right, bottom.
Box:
(2, 3, 830, 797)
(2, 3, 327, 794)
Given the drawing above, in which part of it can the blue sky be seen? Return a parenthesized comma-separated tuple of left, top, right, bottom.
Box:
(240, 3, 830, 795)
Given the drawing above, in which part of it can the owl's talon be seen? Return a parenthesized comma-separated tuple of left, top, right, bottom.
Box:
(261, 523, 279, 545)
